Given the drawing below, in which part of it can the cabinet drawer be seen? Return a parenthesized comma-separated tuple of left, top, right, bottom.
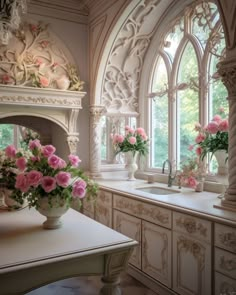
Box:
(173, 211, 212, 243)
(113, 194, 171, 228)
(97, 190, 112, 206)
(215, 248, 236, 279)
(215, 223, 236, 253)
(113, 210, 141, 269)
(215, 271, 236, 295)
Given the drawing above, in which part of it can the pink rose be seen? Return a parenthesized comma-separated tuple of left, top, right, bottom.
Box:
(30, 156, 40, 162)
(72, 180, 87, 199)
(55, 172, 71, 188)
(42, 145, 56, 157)
(188, 144, 194, 151)
(27, 170, 43, 187)
(218, 119, 229, 132)
(212, 115, 222, 123)
(187, 176, 197, 188)
(206, 121, 219, 134)
(196, 146, 202, 156)
(41, 176, 56, 193)
(218, 106, 225, 114)
(16, 157, 27, 171)
(68, 155, 81, 167)
(195, 133, 205, 144)
(5, 145, 16, 158)
(15, 174, 30, 193)
(48, 155, 66, 169)
(129, 136, 136, 145)
(29, 139, 41, 150)
(136, 128, 145, 136)
(39, 76, 49, 87)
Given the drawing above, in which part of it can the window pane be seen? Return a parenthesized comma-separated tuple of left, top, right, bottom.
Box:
(177, 42, 199, 164)
(0, 124, 14, 149)
(164, 18, 184, 60)
(151, 57, 168, 168)
(192, 2, 219, 49)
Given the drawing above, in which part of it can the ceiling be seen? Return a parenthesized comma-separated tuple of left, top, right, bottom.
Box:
(28, 0, 117, 23)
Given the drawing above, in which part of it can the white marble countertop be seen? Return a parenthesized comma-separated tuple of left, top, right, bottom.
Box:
(96, 178, 236, 226)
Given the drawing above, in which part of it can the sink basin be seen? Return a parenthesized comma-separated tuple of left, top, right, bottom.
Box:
(136, 186, 180, 195)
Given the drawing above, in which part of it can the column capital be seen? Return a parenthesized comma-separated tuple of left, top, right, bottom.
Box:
(217, 59, 236, 98)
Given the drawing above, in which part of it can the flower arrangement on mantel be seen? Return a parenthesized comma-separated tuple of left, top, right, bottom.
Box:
(190, 108, 229, 160)
(0, 21, 84, 91)
(0, 140, 98, 210)
(111, 126, 149, 156)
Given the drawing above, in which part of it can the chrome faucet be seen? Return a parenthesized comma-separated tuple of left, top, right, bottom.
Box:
(162, 159, 176, 187)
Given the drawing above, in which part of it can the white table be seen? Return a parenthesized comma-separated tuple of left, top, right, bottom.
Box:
(0, 208, 138, 295)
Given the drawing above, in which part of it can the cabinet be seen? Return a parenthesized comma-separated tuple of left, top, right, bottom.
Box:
(82, 189, 112, 227)
(214, 223, 236, 295)
(113, 194, 172, 288)
(172, 212, 212, 295)
(113, 210, 142, 269)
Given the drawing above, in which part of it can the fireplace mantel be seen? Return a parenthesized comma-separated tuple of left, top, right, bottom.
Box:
(0, 85, 86, 154)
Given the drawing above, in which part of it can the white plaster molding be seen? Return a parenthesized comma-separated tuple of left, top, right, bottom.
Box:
(0, 85, 85, 109)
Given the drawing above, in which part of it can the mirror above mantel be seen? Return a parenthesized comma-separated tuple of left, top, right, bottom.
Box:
(0, 85, 86, 158)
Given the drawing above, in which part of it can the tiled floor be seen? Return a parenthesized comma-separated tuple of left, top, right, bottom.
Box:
(27, 272, 158, 295)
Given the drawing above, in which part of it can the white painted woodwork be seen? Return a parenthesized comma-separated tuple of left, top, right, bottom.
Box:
(173, 211, 212, 243)
(113, 194, 171, 228)
(113, 210, 142, 269)
(172, 232, 212, 295)
(142, 220, 171, 288)
(214, 272, 236, 295)
(95, 190, 112, 227)
(215, 223, 236, 253)
(215, 248, 236, 279)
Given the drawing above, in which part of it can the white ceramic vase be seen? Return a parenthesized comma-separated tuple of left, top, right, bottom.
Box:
(125, 151, 138, 181)
(214, 150, 228, 190)
(56, 76, 70, 90)
(37, 197, 69, 229)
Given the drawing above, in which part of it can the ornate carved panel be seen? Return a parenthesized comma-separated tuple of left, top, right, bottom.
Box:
(173, 211, 212, 243)
(113, 209, 141, 269)
(215, 271, 236, 295)
(142, 220, 171, 287)
(215, 223, 236, 253)
(215, 248, 236, 279)
(113, 194, 171, 228)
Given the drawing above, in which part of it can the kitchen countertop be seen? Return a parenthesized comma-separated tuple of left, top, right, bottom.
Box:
(96, 178, 236, 226)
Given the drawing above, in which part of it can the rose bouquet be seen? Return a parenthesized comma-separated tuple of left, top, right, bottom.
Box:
(111, 126, 149, 156)
(177, 156, 206, 189)
(191, 110, 229, 160)
(6, 140, 98, 209)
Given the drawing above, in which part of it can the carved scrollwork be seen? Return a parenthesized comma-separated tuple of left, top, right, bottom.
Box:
(217, 61, 236, 97)
(176, 217, 207, 236)
(115, 197, 169, 225)
(219, 232, 236, 252)
(67, 135, 79, 154)
(101, 0, 161, 114)
(177, 236, 205, 271)
(220, 255, 236, 271)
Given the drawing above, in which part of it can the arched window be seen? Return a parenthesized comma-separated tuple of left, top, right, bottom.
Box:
(148, 1, 227, 172)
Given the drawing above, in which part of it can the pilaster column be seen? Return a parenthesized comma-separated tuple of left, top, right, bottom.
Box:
(89, 105, 104, 177)
(217, 59, 236, 208)
(216, 0, 236, 210)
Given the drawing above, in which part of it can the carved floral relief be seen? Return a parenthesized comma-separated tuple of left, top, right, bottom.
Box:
(0, 21, 84, 91)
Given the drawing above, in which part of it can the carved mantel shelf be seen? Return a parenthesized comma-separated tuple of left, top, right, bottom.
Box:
(0, 85, 87, 154)
(0, 85, 86, 109)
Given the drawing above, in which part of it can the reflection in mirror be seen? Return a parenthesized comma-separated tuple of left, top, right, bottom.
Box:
(0, 124, 40, 150)
(101, 115, 137, 165)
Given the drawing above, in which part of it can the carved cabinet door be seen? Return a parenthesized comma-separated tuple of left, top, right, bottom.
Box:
(172, 232, 212, 295)
(142, 220, 172, 288)
(95, 190, 112, 227)
(113, 210, 141, 269)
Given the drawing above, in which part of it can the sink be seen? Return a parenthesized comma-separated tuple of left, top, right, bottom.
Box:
(136, 186, 180, 195)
